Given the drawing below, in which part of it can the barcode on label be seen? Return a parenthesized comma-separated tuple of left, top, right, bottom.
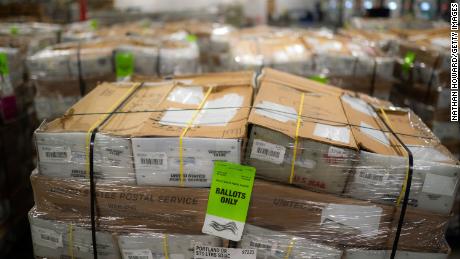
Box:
(256, 147, 280, 158)
(140, 158, 163, 165)
(249, 240, 272, 249)
(250, 139, 286, 165)
(32, 226, 63, 249)
(135, 152, 168, 170)
(128, 256, 149, 259)
(45, 152, 67, 159)
(122, 249, 153, 259)
(355, 169, 388, 185)
(38, 145, 71, 162)
(359, 171, 384, 182)
(40, 234, 59, 243)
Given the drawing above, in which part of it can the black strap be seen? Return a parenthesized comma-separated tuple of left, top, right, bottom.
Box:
(155, 43, 162, 77)
(228, 240, 238, 248)
(423, 54, 441, 103)
(375, 110, 414, 259)
(87, 82, 144, 259)
(77, 42, 87, 96)
(369, 58, 378, 96)
(89, 129, 98, 259)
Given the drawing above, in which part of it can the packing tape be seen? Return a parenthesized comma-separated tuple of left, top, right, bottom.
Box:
(163, 234, 169, 259)
(68, 224, 74, 259)
(289, 93, 305, 184)
(179, 86, 213, 187)
(284, 238, 295, 259)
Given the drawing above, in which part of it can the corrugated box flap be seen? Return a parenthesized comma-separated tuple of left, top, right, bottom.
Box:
(249, 76, 358, 149)
(341, 93, 400, 156)
(42, 72, 253, 139)
(133, 82, 253, 139)
(260, 68, 345, 97)
(42, 82, 139, 133)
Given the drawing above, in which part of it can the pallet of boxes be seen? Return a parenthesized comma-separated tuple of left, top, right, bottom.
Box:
(389, 27, 458, 159)
(222, 26, 396, 101)
(27, 33, 200, 121)
(28, 69, 459, 258)
(0, 22, 61, 256)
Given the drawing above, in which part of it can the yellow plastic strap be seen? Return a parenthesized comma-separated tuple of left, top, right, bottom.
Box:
(178, 87, 213, 186)
(85, 83, 142, 178)
(68, 224, 74, 259)
(162, 234, 169, 259)
(284, 238, 296, 259)
(289, 93, 305, 184)
(379, 107, 409, 206)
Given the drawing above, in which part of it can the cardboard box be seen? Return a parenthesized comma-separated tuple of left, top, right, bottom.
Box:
(27, 40, 115, 81)
(302, 35, 394, 80)
(228, 26, 313, 76)
(32, 74, 116, 120)
(346, 150, 459, 215)
(29, 208, 120, 259)
(239, 224, 343, 259)
(247, 69, 459, 214)
(118, 233, 222, 259)
(247, 126, 356, 194)
(35, 72, 253, 186)
(27, 37, 200, 84)
(31, 172, 448, 251)
(247, 68, 383, 194)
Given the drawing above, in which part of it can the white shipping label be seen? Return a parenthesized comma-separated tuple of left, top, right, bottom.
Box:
(254, 101, 297, 123)
(247, 240, 282, 257)
(38, 145, 71, 163)
(250, 139, 286, 165)
(31, 226, 63, 249)
(354, 168, 389, 186)
(135, 152, 168, 170)
(422, 173, 457, 197)
(122, 249, 153, 259)
(194, 245, 256, 259)
(313, 123, 350, 144)
(321, 204, 382, 237)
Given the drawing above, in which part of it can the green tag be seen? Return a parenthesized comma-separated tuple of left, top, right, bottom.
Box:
(89, 19, 98, 30)
(402, 51, 416, 76)
(0, 53, 9, 76)
(9, 26, 19, 36)
(115, 52, 134, 78)
(202, 161, 255, 241)
(309, 75, 329, 84)
(186, 34, 198, 43)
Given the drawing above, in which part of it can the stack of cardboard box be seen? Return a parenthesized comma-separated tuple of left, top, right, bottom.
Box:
(389, 27, 457, 158)
(0, 22, 57, 257)
(221, 26, 396, 100)
(28, 69, 458, 259)
(28, 35, 200, 120)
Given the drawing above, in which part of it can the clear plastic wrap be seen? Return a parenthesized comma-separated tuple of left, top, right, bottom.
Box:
(224, 26, 396, 100)
(247, 69, 459, 215)
(30, 170, 450, 254)
(228, 26, 312, 77)
(27, 36, 200, 120)
(30, 68, 458, 258)
(34, 72, 254, 185)
(0, 22, 61, 56)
